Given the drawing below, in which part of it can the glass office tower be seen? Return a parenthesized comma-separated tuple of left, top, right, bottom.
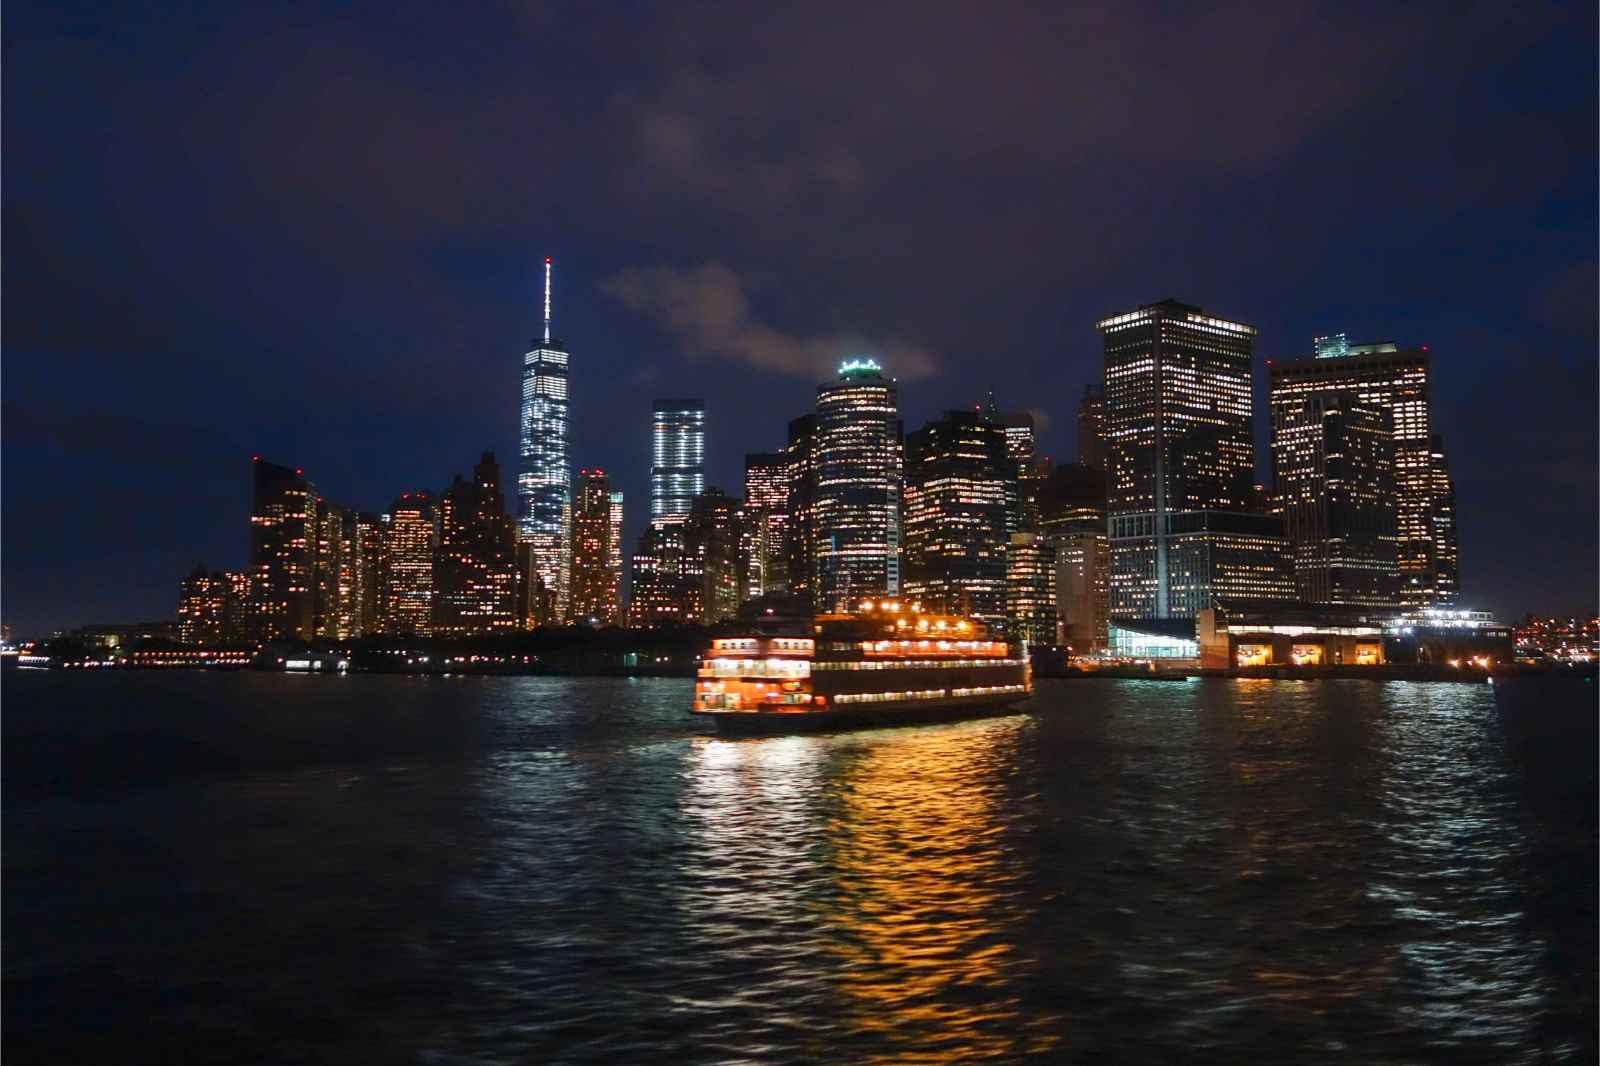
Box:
(518, 257, 572, 618)
(651, 400, 706, 520)
(814, 359, 902, 612)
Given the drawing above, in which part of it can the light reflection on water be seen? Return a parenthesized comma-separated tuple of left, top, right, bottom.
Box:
(2, 672, 1593, 1063)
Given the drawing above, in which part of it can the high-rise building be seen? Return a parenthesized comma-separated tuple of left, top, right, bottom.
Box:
(177, 566, 230, 645)
(435, 453, 519, 636)
(222, 570, 251, 642)
(783, 415, 819, 610)
(1268, 341, 1449, 608)
(567, 469, 621, 625)
(248, 458, 317, 641)
(814, 359, 902, 611)
(353, 513, 383, 636)
(1040, 462, 1110, 654)
(1077, 386, 1106, 469)
(518, 257, 572, 619)
(383, 492, 435, 635)
(1430, 433, 1459, 607)
(629, 518, 699, 626)
(1006, 532, 1058, 646)
(609, 491, 625, 620)
(313, 500, 351, 638)
(651, 399, 706, 520)
(1271, 393, 1397, 606)
(688, 488, 741, 623)
(740, 453, 790, 598)
(1096, 299, 1294, 619)
(902, 410, 1010, 628)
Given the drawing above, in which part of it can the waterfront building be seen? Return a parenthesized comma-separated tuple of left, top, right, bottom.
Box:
(609, 491, 625, 618)
(901, 410, 1009, 628)
(518, 257, 572, 619)
(1430, 434, 1459, 606)
(689, 488, 741, 624)
(1005, 532, 1058, 646)
(1040, 462, 1109, 654)
(222, 570, 251, 642)
(567, 468, 620, 625)
(382, 492, 435, 636)
(814, 359, 902, 611)
(1096, 299, 1292, 619)
(629, 518, 699, 626)
(651, 399, 706, 521)
(1268, 340, 1455, 608)
(313, 500, 351, 638)
(177, 566, 229, 645)
(740, 453, 790, 599)
(783, 415, 819, 610)
(1270, 393, 1398, 607)
(1077, 385, 1106, 469)
(434, 453, 520, 636)
(352, 513, 382, 636)
(247, 458, 317, 641)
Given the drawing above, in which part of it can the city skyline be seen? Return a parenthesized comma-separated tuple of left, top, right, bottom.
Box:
(5, 3, 1595, 634)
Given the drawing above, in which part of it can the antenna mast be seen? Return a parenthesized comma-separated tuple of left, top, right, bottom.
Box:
(543, 256, 553, 345)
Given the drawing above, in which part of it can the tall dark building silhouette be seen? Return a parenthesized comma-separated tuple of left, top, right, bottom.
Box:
(567, 468, 620, 625)
(902, 410, 1009, 628)
(741, 453, 789, 598)
(1271, 394, 1397, 606)
(1430, 433, 1459, 606)
(814, 360, 902, 611)
(1096, 299, 1294, 619)
(1269, 341, 1458, 607)
(783, 415, 819, 610)
(248, 458, 317, 641)
(1077, 386, 1106, 469)
(1041, 462, 1110, 653)
(435, 453, 519, 636)
(688, 488, 741, 623)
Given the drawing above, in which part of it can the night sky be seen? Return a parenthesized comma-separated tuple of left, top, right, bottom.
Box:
(5, 1, 1596, 636)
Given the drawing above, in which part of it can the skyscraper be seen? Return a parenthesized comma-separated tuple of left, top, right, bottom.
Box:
(248, 458, 317, 641)
(609, 490, 625, 619)
(383, 492, 435, 636)
(902, 410, 1010, 628)
(1041, 461, 1110, 654)
(814, 359, 902, 612)
(1076, 385, 1106, 469)
(741, 452, 790, 598)
(568, 469, 620, 625)
(783, 415, 819, 610)
(313, 500, 350, 638)
(1271, 393, 1397, 606)
(353, 513, 383, 636)
(518, 257, 572, 619)
(1429, 433, 1459, 606)
(435, 453, 519, 636)
(1096, 299, 1294, 619)
(1268, 341, 1452, 608)
(651, 400, 706, 520)
(688, 488, 741, 623)
(1006, 532, 1058, 646)
(629, 518, 699, 626)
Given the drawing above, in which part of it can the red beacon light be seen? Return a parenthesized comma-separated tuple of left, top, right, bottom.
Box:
(252, 454, 261, 462)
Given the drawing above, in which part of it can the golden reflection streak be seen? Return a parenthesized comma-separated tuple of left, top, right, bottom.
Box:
(818, 719, 1058, 1063)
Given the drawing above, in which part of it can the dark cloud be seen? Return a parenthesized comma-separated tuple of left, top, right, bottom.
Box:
(603, 263, 937, 380)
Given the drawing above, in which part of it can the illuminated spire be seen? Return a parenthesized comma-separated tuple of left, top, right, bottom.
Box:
(543, 256, 553, 345)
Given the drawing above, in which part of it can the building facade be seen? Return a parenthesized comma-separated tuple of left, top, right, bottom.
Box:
(434, 453, 519, 636)
(177, 566, 230, 645)
(1268, 342, 1458, 608)
(567, 468, 621, 625)
(1006, 532, 1058, 646)
(901, 410, 1009, 628)
(814, 360, 902, 612)
(518, 257, 572, 619)
(248, 458, 317, 641)
(1077, 385, 1106, 469)
(1271, 393, 1397, 606)
(630, 518, 699, 626)
(740, 452, 790, 599)
(651, 399, 706, 521)
(383, 492, 435, 636)
(688, 488, 741, 624)
(783, 415, 819, 610)
(1096, 299, 1290, 619)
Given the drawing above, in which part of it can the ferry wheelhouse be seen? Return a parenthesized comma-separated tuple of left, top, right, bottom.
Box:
(691, 600, 1031, 733)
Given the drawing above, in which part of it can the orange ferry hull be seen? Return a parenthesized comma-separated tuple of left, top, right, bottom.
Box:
(690, 692, 1031, 735)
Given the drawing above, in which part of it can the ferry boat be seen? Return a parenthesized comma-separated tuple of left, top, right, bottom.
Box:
(691, 599, 1031, 734)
